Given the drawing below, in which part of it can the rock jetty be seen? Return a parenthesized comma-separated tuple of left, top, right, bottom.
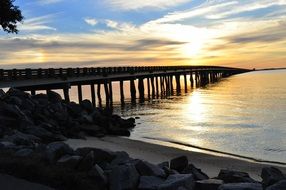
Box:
(0, 88, 285, 190)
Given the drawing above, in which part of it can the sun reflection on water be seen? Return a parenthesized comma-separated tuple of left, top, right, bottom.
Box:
(186, 91, 205, 123)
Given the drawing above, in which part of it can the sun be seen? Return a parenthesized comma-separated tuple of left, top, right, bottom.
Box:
(181, 41, 204, 57)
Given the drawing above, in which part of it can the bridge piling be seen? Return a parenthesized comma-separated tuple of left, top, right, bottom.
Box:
(90, 84, 96, 107)
(130, 79, 136, 103)
(138, 78, 145, 101)
(147, 77, 151, 99)
(155, 77, 159, 98)
(77, 85, 83, 102)
(184, 74, 187, 93)
(120, 80, 125, 104)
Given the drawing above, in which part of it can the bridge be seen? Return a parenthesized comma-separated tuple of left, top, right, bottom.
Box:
(0, 66, 251, 106)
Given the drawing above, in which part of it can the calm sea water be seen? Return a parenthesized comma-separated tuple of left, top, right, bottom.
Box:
(110, 70, 286, 164)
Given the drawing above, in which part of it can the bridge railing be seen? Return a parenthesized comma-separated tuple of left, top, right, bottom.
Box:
(0, 66, 248, 81)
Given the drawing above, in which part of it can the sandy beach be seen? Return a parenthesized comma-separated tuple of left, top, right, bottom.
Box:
(67, 136, 286, 181)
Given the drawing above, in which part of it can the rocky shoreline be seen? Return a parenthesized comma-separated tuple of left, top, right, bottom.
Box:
(0, 88, 285, 190)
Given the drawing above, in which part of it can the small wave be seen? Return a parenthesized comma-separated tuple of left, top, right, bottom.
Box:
(143, 136, 286, 166)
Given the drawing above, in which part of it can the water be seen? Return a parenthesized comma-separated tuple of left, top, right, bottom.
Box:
(111, 70, 286, 163)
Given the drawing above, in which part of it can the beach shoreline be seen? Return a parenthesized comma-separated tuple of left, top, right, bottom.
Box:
(66, 136, 286, 181)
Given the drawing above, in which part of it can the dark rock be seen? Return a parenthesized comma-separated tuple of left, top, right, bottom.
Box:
(15, 148, 34, 157)
(135, 160, 166, 177)
(88, 164, 108, 184)
(162, 166, 179, 176)
(138, 176, 165, 190)
(158, 161, 169, 169)
(45, 142, 74, 163)
(218, 183, 262, 190)
(217, 169, 256, 183)
(109, 164, 139, 190)
(4, 131, 40, 146)
(57, 155, 82, 169)
(170, 156, 188, 173)
(135, 116, 140, 119)
(0, 141, 16, 149)
(0, 89, 5, 99)
(77, 151, 95, 171)
(182, 164, 209, 180)
(75, 147, 115, 164)
(6, 88, 30, 99)
(25, 126, 63, 143)
(158, 174, 195, 190)
(5, 96, 22, 106)
(261, 167, 285, 187)
(196, 179, 224, 190)
(79, 124, 104, 136)
(80, 100, 94, 113)
(266, 180, 286, 190)
(110, 151, 130, 166)
(47, 91, 62, 103)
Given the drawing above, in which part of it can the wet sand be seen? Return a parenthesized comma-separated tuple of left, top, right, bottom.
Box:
(67, 136, 286, 180)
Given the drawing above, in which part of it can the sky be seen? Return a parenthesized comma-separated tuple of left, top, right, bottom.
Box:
(0, 0, 286, 69)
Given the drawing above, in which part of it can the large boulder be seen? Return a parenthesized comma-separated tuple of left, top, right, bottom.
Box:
(45, 142, 74, 163)
(261, 167, 285, 188)
(109, 164, 140, 190)
(15, 148, 34, 157)
(3, 131, 40, 146)
(47, 91, 62, 103)
(218, 183, 262, 190)
(80, 100, 94, 113)
(77, 151, 95, 171)
(217, 169, 256, 183)
(138, 176, 165, 190)
(57, 155, 82, 169)
(135, 160, 166, 178)
(158, 174, 195, 190)
(182, 164, 209, 180)
(88, 164, 108, 184)
(196, 179, 224, 190)
(75, 147, 116, 164)
(266, 180, 286, 190)
(170, 156, 188, 173)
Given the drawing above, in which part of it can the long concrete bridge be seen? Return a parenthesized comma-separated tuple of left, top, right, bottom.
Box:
(0, 66, 251, 106)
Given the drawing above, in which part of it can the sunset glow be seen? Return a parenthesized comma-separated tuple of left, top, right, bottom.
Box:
(0, 0, 286, 69)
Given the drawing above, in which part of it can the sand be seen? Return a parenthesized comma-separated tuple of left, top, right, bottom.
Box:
(67, 136, 286, 181)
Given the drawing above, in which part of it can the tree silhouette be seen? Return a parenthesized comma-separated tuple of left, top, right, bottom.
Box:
(0, 0, 23, 33)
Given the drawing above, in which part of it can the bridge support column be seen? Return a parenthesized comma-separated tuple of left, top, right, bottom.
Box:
(63, 86, 70, 103)
(109, 81, 113, 103)
(77, 85, 83, 102)
(90, 84, 96, 107)
(147, 77, 151, 99)
(155, 76, 159, 98)
(190, 72, 194, 88)
(97, 83, 102, 107)
(130, 79, 136, 102)
(170, 75, 174, 95)
(160, 76, 164, 95)
(120, 80, 125, 104)
(175, 75, 181, 93)
(184, 74, 187, 93)
(104, 82, 109, 105)
(31, 90, 36, 96)
(138, 78, 145, 102)
(151, 77, 155, 98)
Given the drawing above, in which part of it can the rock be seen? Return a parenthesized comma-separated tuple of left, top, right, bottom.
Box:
(15, 148, 34, 157)
(25, 126, 63, 143)
(135, 116, 140, 119)
(261, 167, 285, 187)
(158, 161, 169, 169)
(182, 164, 209, 180)
(77, 151, 95, 171)
(196, 179, 224, 190)
(46, 142, 74, 163)
(88, 164, 108, 184)
(170, 156, 188, 173)
(57, 155, 82, 169)
(217, 169, 256, 183)
(135, 160, 166, 177)
(4, 131, 40, 146)
(79, 124, 104, 136)
(138, 176, 165, 190)
(109, 164, 140, 190)
(158, 174, 195, 190)
(162, 166, 179, 176)
(5, 96, 22, 106)
(266, 180, 286, 190)
(6, 88, 30, 99)
(47, 91, 62, 103)
(80, 100, 94, 113)
(0, 89, 5, 99)
(218, 183, 262, 190)
(75, 147, 115, 164)
(0, 141, 16, 149)
(110, 151, 130, 166)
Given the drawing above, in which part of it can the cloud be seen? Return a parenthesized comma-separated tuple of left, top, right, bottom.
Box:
(18, 14, 57, 31)
(105, 0, 191, 10)
(84, 18, 98, 26)
(37, 0, 63, 5)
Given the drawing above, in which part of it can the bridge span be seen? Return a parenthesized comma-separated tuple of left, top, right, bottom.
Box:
(0, 66, 251, 106)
